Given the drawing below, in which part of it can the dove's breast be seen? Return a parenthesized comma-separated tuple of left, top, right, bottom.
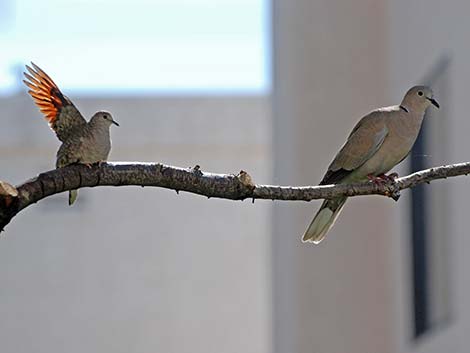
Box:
(56, 125, 111, 167)
(82, 125, 111, 163)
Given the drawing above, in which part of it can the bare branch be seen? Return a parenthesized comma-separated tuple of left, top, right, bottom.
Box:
(0, 161, 469, 231)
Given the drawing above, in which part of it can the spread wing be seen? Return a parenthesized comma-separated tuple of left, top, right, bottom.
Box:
(23, 62, 86, 142)
(320, 112, 388, 185)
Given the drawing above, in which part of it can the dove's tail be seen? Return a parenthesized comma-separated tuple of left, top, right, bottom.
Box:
(68, 190, 78, 206)
(302, 197, 347, 244)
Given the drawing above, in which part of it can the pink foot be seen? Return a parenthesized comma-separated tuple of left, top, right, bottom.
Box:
(367, 172, 398, 185)
(368, 173, 400, 201)
(378, 172, 399, 182)
(367, 174, 385, 185)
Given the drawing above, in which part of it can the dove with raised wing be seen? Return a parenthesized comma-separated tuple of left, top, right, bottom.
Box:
(303, 86, 439, 244)
(23, 63, 119, 205)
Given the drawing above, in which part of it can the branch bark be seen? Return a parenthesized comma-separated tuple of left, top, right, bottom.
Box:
(1, 161, 469, 231)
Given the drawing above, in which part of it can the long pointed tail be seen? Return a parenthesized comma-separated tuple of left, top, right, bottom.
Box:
(302, 197, 347, 244)
(68, 190, 78, 206)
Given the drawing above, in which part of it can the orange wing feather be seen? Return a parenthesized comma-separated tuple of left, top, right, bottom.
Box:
(24, 62, 87, 142)
(23, 62, 67, 127)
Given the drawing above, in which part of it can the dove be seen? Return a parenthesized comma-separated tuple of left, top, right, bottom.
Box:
(302, 86, 439, 244)
(23, 63, 119, 205)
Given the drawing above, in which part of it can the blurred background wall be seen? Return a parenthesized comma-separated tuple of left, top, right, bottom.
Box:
(0, 1, 469, 353)
(0, 1, 272, 353)
(272, 1, 465, 353)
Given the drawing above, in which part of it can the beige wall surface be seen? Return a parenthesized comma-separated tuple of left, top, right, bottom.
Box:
(271, 1, 397, 353)
(0, 94, 272, 353)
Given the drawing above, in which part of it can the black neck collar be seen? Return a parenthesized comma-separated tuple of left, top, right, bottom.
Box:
(399, 105, 409, 113)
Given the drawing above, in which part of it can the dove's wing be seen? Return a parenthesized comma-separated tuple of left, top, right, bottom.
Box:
(23, 63, 87, 142)
(320, 111, 389, 185)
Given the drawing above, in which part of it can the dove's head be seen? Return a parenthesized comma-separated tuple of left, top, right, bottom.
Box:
(401, 86, 439, 112)
(90, 111, 119, 128)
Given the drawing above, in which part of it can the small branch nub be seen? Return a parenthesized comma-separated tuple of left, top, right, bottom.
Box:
(237, 170, 255, 190)
(0, 181, 18, 208)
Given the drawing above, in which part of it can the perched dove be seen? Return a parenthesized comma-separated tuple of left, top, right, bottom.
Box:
(23, 63, 119, 205)
(303, 86, 439, 244)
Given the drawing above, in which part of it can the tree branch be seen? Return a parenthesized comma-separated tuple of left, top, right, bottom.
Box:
(0, 161, 469, 231)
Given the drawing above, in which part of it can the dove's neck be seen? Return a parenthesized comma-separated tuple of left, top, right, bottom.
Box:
(394, 106, 426, 142)
(397, 95, 428, 129)
(89, 118, 111, 132)
(87, 119, 111, 146)
(400, 95, 429, 114)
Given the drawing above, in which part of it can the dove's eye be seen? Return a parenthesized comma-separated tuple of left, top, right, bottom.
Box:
(418, 91, 423, 96)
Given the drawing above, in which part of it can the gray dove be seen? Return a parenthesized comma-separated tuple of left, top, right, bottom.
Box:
(303, 86, 439, 244)
(23, 63, 119, 205)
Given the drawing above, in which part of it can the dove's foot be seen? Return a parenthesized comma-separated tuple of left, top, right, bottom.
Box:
(367, 174, 386, 185)
(367, 173, 400, 201)
(367, 173, 398, 185)
(81, 161, 106, 168)
(377, 172, 399, 182)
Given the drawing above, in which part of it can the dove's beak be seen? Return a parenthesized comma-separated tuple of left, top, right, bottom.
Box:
(427, 97, 440, 109)
(112, 120, 120, 127)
